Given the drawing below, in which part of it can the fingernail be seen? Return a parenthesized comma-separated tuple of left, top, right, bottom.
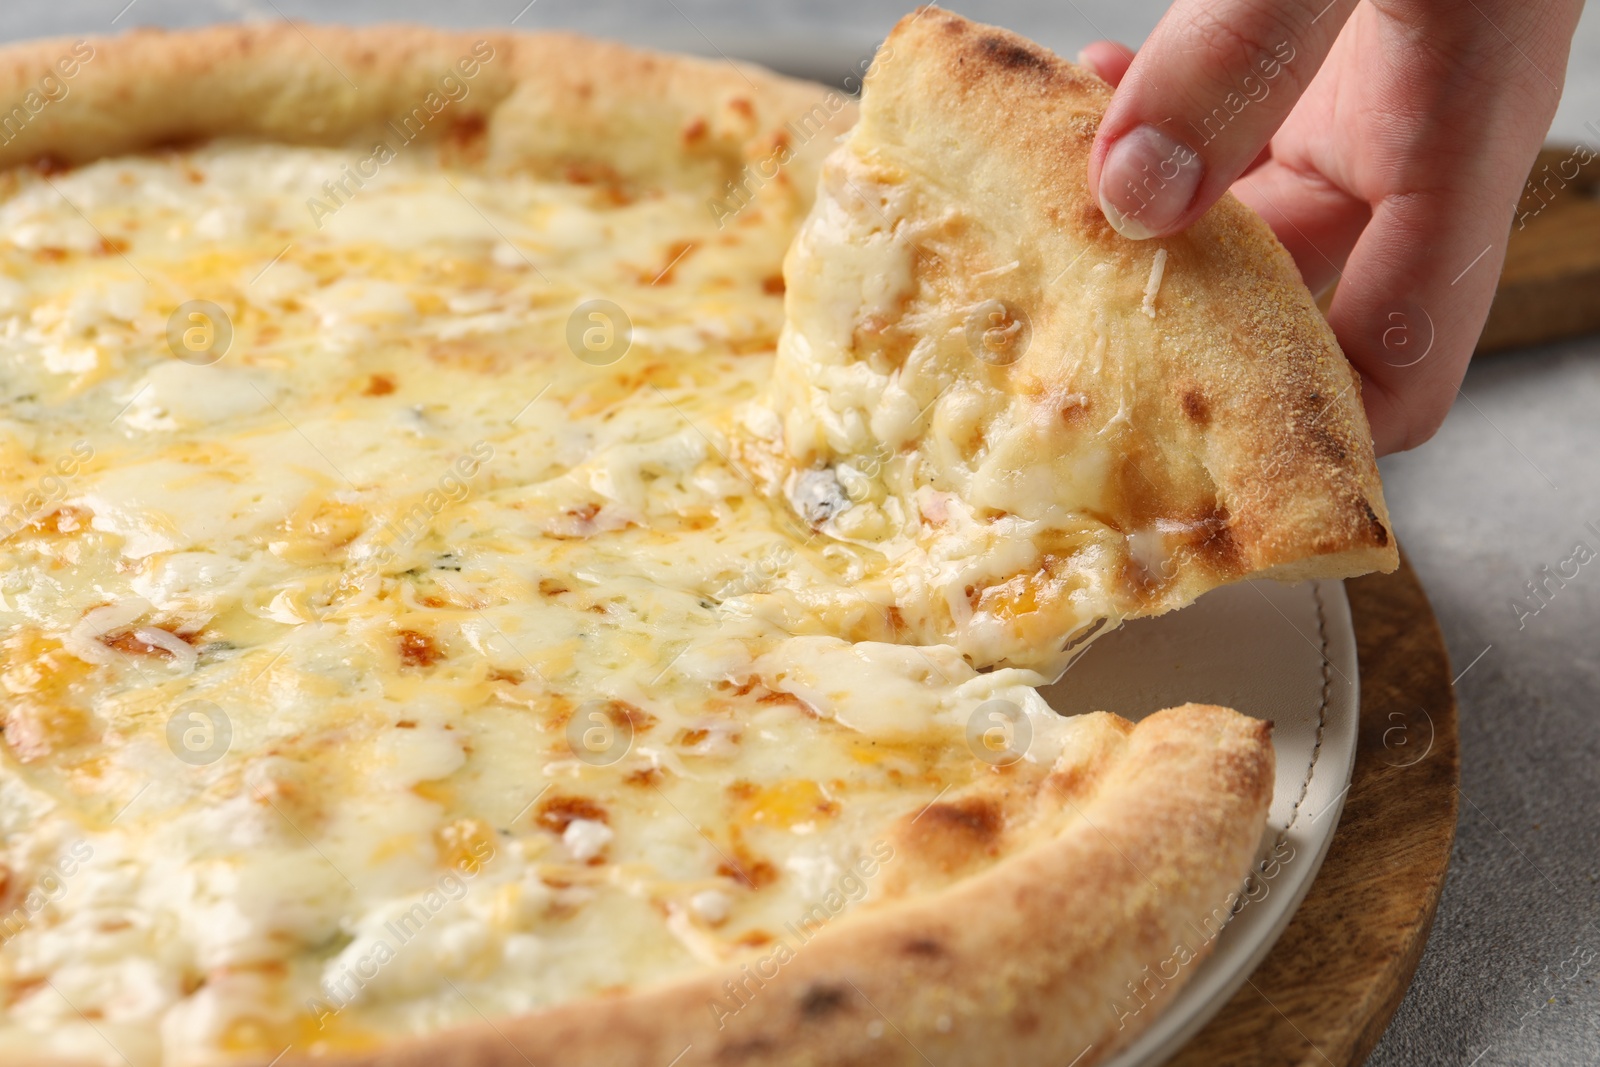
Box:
(1097, 124, 1203, 239)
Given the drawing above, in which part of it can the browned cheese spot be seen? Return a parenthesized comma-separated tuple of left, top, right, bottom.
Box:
(1061, 396, 1091, 425)
(647, 240, 700, 285)
(397, 630, 441, 668)
(623, 766, 661, 787)
(885, 605, 907, 637)
(719, 828, 780, 890)
(597, 699, 657, 733)
(536, 794, 609, 834)
(717, 857, 780, 889)
(102, 625, 194, 659)
(446, 113, 487, 152)
(12, 505, 92, 538)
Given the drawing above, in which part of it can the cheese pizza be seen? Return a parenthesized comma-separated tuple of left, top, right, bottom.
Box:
(0, 11, 1388, 1067)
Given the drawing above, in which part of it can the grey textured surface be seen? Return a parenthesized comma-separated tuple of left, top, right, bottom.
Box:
(2, 1, 1597, 1064)
(1372, 342, 1600, 1067)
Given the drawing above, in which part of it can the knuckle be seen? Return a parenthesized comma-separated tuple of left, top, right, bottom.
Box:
(1160, 1, 1314, 133)
(1183, 6, 1281, 74)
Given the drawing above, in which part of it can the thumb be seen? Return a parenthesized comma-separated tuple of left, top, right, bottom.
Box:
(1089, 0, 1356, 239)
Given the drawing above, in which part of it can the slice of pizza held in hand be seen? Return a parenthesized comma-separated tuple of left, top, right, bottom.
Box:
(752, 6, 1399, 676)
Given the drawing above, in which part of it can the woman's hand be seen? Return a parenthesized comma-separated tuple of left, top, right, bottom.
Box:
(1083, 0, 1584, 454)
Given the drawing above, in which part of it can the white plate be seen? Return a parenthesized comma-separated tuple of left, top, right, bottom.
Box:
(1039, 578, 1359, 1067)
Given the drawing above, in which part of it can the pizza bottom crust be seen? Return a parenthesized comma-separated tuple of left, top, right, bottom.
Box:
(306, 704, 1272, 1067)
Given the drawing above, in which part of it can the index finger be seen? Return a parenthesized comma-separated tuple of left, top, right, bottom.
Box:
(1089, 0, 1358, 239)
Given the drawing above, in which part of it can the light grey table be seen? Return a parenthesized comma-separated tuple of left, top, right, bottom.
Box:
(4, 2, 1597, 1064)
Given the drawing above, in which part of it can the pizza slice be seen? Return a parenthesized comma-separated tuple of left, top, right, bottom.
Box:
(754, 7, 1399, 675)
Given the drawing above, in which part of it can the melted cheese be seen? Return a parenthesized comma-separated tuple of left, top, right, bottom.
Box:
(0, 143, 1080, 1066)
(767, 147, 1186, 673)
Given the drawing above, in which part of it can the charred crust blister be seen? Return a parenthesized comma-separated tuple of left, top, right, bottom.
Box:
(714, 1037, 777, 1063)
(1360, 498, 1390, 547)
(901, 936, 946, 958)
(976, 34, 1052, 74)
(797, 983, 850, 1018)
(917, 797, 1003, 843)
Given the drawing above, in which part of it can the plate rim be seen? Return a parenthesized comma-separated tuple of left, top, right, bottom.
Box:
(1097, 578, 1361, 1067)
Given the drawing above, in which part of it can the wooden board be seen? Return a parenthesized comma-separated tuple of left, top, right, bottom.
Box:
(1317, 144, 1600, 353)
(1478, 144, 1600, 353)
(1166, 553, 1460, 1067)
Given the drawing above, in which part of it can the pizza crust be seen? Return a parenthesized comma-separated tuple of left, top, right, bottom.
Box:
(764, 8, 1398, 674)
(300, 705, 1272, 1067)
(0, 22, 848, 208)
